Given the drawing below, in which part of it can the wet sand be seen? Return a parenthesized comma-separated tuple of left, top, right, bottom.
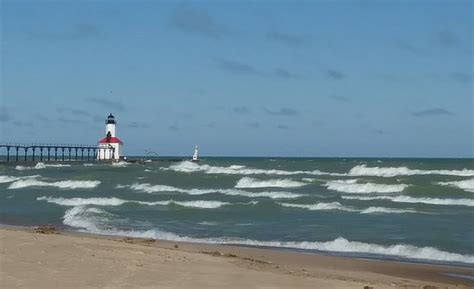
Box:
(0, 227, 473, 289)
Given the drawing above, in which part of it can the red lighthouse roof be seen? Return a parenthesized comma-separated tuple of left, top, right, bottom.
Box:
(99, 137, 123, 144)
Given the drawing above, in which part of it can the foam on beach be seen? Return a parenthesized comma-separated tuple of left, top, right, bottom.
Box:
(61, 209, 474, 264)
(324, 179, 408, 194)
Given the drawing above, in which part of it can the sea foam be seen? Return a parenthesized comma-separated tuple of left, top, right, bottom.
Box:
(342, 195, 474, 207)
(349, 165, 474, 177)
(0, 175, 39, 184)
(9, 179, 100, 189)
(15, 162, 71, 171)
(122, 183, 302, 199)
(279, 201, 356, 212)
(360, 207, 418, 214)
(438, 179, 474, 193)
(38, 196, 230, 209)
(324, 179, 408, 194)
(235, 177, 306, 188)
(167, 161, 343, 176)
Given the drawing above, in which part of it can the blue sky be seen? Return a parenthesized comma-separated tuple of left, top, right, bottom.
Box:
(0, 0, 472, 157)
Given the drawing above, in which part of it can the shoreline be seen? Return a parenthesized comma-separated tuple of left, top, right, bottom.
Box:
(1, 227, 473, 288)
(2, 222, 472, 269)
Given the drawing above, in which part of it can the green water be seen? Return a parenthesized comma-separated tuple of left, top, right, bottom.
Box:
(0, 157, 473, 265)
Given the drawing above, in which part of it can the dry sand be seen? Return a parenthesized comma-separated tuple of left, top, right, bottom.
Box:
(0, 227, 473, 289)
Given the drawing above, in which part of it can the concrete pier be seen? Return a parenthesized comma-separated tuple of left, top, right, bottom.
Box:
(0, 143, 115, 162)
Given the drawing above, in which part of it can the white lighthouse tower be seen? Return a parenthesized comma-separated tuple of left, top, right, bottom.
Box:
(97, 113, 123, 160)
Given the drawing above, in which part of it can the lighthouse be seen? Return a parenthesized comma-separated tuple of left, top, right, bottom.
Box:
(97, 113, 123, 160)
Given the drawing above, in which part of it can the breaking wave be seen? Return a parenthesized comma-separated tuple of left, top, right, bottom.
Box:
(0, 175, 39, 184)
(279, 201, 356, 212)
(360, 207, 418, 214)
(15, 162, 71, 171)
(166, 161, 474, 178)
(438, 179, 474, 193)
(8, 179, 100, 189)
(37, 196, 230, 209)
(349, 165, 474, 177)
(235, 177, 306, 188)
(279, 202, 418, 214)
(121, 183, 302, 199)
(111, 161, 129, 167)
(38, 196, 127, 206)
(166, 161, 343, 176)
(324, 179, 408, 194)
(63, 206, 109, 231)
(342, 195, 474, 207)
(62, 208, 474, 264)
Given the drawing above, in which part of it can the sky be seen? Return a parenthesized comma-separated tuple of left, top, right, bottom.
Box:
(0, 0, 472, 157)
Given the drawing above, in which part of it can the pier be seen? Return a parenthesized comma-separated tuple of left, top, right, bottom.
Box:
(0, 143, 115, 162)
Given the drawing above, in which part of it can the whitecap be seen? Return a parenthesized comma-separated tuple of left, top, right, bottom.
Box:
(38, 196, 127, 206)
(123, 183, 302, 199)
(38, 196, 229, 209)
(278, 201, 356, 212)
(324, 179, 408, 194)
(9, 179, 100, 189)
(360, 206, 418, 214)
(0, 175, 39, 184)
(342, 195, 474, 207)
(235, 177, 306, 188)
(15, 162, 71, 171)
(166, 161, 344, 176)
(349, 164, 474, 177)
(111, 161, 129, 167)
(438, 179, 474, 193)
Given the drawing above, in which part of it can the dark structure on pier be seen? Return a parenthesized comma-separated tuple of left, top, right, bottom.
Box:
(0, 143, 115, 162)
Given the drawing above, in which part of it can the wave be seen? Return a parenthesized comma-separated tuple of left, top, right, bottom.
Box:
(235, 177, 306, 188)
(166, 161, 344, 176)
(349, 165, 474, 177)
(360, 207, 418, 214)
(111, 161, 129, 167)
(324, 179, 408, 194)
(38, 196, 127, 206)
(63, 206, 110, 231)
(162, 200, 229, 209)
(166, 161, 474, 178)
(38, 196, 230, 209)
(438, 179, 474, 193)
(279, 202, 416, 214)
(15, 162, 71, 171)
(0, 175, 39, 184)
(8, 179, 100, 189)
(62, 211, 474, 264)
(342, 195, 474, 207)
(122, 183, 302, 199)
(279, 201, 356, 212)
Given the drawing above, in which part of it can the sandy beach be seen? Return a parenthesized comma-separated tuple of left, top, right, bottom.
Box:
(0, 227, 472, 289)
